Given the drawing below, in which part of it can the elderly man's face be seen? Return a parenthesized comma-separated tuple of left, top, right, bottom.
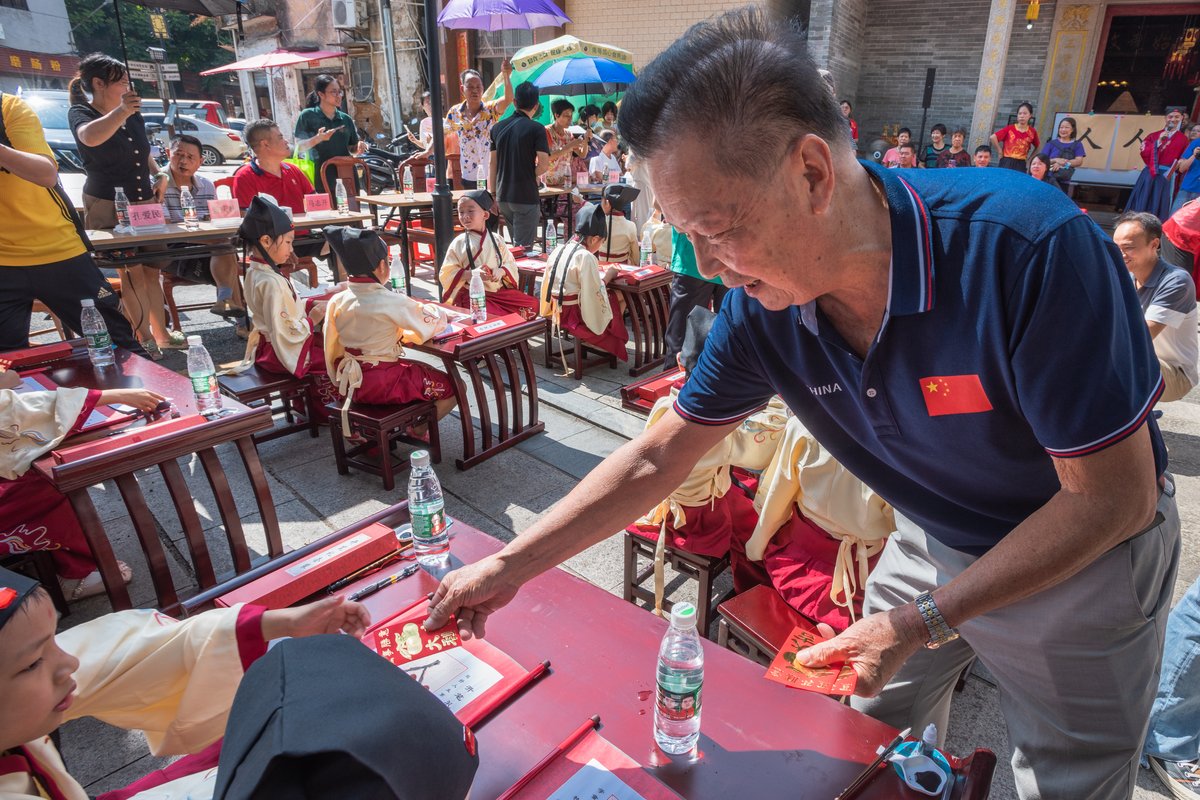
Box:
(648, 136, 834, 312)
(462, 75, 484, 105)
(170, 142, 202, 179)
(1114, 222, 1160, 274)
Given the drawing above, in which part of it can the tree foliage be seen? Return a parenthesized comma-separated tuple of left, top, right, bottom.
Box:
(65, 0, 237, 96)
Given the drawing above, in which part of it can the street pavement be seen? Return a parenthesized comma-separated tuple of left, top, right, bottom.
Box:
(39, 255, 1193, 800)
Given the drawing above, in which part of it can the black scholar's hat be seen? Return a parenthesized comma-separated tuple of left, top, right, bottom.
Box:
(323, 226, 389, 278)
(602, 182, 640, 207)
(238, 196, 293, 244)
(574, 202, 608, 239)
(0, 566, 39, 632)
(213, 635, 479, 800)
(462, 189, 494, 212)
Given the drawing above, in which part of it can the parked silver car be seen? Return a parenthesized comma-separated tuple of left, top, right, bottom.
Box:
(142, 113, 247, 166)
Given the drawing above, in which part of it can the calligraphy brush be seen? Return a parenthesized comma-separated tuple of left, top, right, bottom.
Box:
(834, 727, 911, 800)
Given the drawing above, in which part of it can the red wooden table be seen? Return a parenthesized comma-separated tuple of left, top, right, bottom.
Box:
(412, 313, 548, 470)
(18, 343, 282, 612)
(313, 514, 994, 799)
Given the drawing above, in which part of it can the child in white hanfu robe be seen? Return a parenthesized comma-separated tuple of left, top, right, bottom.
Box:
(439, 190, 537, 317)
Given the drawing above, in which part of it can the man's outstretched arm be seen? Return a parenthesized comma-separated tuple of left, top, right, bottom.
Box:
(425, 408, 739, 638)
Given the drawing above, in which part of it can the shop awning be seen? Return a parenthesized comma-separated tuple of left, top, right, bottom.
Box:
(200, 49, 346, 76)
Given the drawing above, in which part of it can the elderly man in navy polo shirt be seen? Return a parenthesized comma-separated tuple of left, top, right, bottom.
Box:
(426, 10, 1179, 797)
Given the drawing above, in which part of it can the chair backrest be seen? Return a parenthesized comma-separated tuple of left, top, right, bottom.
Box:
(214, 175, 237, 193)
(321, 156, 369, 212)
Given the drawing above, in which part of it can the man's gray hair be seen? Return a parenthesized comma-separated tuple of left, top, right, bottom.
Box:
(620, 5, 848, 181)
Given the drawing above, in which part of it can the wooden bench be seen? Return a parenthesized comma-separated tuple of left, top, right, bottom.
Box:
(326, 400, 440, 491)
(622, 528, 732, 640)
(217, 366, 318, 444)
(544, 330, 619, 379)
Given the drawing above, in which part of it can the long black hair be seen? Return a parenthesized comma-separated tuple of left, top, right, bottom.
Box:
(69, 53, 127, 106)
(306, 74, 338, 108)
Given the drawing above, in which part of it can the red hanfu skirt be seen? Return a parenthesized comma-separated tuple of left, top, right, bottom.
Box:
(761, 509, 879, 633)
(448, 286, 538, 317)
(559, 292, 629, 362)
(254, 337, 340, 422)
(351, 359, 455, 405)
(0, 471, 96, 579)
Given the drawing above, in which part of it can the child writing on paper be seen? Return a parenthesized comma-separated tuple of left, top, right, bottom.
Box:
(439, 190, 537, 317)
(322, 225, 457, 438)
(0, 367, 162, 600)
(539, 202, 630, 363)
(227, 197, 340, 421)
(0, 564, 370, 800)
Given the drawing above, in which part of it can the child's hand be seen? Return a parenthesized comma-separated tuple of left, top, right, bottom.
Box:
(261, 595, 372, 640)
(99, 388, 167, 411)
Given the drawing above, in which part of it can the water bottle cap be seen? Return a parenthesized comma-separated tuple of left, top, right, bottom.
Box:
(670, 602, 698, 628)
(186, 335, 203, 347)
(410, 449, 430, 468)
(81, 298, 95, 307)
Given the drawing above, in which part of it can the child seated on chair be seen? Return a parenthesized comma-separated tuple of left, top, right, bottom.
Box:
(322, 225, 457, 439)
(439, 190, 537, 317)
(0, 564, 370, 800)
(0, 367, 162, 601)
(227, 197, 340, 421)
(626, 308, 790, 613)
(596, 183, 641, 265)
(539, 202, 630, 363)
(745, 415, 894, 632)
(642, 202, 674, 266)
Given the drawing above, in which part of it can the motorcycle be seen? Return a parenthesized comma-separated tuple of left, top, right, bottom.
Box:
(359, 123, 423, 194)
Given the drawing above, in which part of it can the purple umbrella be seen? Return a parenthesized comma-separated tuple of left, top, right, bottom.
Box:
(437, 0, 570, 31)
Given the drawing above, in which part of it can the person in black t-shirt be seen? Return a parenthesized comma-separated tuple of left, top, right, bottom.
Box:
(488, 82, 550, 248)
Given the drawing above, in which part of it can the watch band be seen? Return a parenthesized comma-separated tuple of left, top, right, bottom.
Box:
(915, 591, 959, 649)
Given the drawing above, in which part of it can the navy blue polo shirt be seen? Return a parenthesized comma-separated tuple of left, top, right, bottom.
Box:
(676, 162, 1166, 555)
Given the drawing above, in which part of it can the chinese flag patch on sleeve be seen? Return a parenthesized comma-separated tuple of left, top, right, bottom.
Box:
(919, 374, 993, 416)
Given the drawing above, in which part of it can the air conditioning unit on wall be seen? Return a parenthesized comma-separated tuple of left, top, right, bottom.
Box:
(332, 0, 364, 30)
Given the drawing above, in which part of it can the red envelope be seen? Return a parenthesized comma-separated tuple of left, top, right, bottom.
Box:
(764, 626, 858, 696)
(374, 614, 462, 665)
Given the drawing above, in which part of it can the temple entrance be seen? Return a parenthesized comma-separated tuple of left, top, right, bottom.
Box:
(1089, 5, 1200, 119)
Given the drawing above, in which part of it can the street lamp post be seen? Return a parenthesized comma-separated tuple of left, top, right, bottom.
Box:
(422, 0, 453, 271)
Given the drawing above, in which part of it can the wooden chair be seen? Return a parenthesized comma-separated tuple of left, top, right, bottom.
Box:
(545, 330, 618, 380)
(622, 528, 732, 640)
(29, 301, 67, 341)
(320, 157, 371, 212)
(326, 400, 440, 491)
(217, 366, 319, 444)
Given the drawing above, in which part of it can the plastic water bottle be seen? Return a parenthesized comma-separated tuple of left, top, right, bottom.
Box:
(186, 335, 222, 417)
(113, 186, 130, 230)
(545, 219, 558, 251)
(654, 602, 704, 755)
(402, 165, 414, 200)
(335, 178, 349, 214)
(80, 299, 114, 367)
(640, 228, 654, 266)
(479, 174, 488, 193)
(469, 268, 487, 324)
(408, 450, 449, 565)
(425, 161, 436, 193)
(180, 186, 198, 230)
(389, 250, 406, 292)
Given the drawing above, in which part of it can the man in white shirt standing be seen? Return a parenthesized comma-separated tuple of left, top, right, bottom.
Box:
(1115, 211, 1199, 401)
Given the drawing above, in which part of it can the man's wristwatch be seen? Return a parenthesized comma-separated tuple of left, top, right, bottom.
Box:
(914, 592, 959, 649)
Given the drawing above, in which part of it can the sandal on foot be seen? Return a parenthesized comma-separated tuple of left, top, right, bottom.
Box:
(63, 560, 133, 602)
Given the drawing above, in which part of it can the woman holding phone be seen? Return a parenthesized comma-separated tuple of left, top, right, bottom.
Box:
(294, 74, 367, 192)
(68, 52, 183, 358)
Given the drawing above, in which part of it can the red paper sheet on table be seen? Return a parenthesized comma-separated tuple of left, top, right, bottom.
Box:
(764, 626, 858, 696)
(506, 728, 682, 800)
(367, 605, 531, 728)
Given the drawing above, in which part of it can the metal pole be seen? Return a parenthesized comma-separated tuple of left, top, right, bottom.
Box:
(111, 0, 130, 65)
(423, 0, 453, 270)
(379, 0, 404, 137)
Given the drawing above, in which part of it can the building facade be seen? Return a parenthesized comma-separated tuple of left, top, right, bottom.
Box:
(0, 0, 78, 92)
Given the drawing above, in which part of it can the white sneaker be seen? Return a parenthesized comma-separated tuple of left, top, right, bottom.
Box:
(1150, 756, 1200, 800)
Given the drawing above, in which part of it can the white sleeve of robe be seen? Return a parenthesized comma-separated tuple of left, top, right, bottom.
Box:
(0, 387, 90, 480)
(59, 605, 252, 756)
(236, 267, 314, 376)
(575, 248, 614, 336)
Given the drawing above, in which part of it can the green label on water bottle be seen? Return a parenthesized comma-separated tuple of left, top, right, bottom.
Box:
(86, 332, 111, 350)
(190, 373, 217, 394)
(412, 508, 446, 542)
